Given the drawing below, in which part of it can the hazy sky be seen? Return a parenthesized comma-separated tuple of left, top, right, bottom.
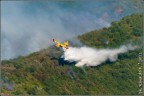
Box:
(1, 0, 143, 60)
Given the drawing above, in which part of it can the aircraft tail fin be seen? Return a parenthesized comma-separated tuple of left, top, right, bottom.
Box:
(64, 41, 69, 46)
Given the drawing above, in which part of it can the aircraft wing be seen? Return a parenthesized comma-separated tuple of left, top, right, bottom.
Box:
(56, 43, 61, 47)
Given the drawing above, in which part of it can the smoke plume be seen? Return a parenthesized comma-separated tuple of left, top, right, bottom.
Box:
(1, 1, 142, 60)
(63, 45, 136, 67)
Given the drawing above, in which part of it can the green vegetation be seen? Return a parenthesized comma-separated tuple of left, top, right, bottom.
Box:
(1, 14, 143, 95)
(78, 14, 142, 48)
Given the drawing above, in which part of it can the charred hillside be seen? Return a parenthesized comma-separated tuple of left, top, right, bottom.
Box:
(1, 14, 143, 95)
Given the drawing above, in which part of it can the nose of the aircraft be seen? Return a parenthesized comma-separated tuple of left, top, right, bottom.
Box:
(52, 39, 55, 42)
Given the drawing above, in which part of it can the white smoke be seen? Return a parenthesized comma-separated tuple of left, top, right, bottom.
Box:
(1, 1, 141, 60)
(1, 1, 110, 60)
(63, 44, 136, 67)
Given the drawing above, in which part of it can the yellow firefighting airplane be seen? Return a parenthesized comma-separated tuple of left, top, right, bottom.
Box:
(53, 39, 69, 49)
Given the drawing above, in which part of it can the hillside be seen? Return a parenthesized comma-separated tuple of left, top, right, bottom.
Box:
(1, 13, 143, 95)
